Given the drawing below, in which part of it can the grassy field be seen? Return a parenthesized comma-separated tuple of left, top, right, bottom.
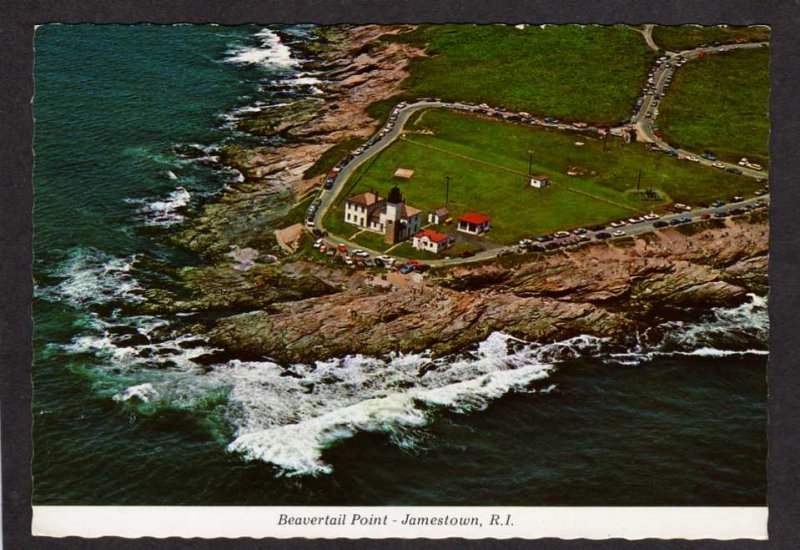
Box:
(380, 24, 656, 125)
(324, 109, 760, 245)
(652, 25, 770, 52)
(658, 47, 769, 166)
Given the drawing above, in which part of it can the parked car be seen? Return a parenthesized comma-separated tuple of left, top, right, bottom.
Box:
(609, 221, 627, 228)
(627, 216, 645, 224)
(337, 244, 348, 253)
(643, 212, 660, 221)
(536, 235, 554, 242)
(711, 200, 726, 207)
(398, 263, 415, 274)
(553, 231, 571, 238)
(731, 196, 744, 203)
(714, 211, 729, 218)
(595, 232, 611, 240)
(588, 224, 606, 232)
(612, 229, 626, 237)
(702, 151, 717, 161)
(572, 227, 588, 235)
(700, 213, 712, 220)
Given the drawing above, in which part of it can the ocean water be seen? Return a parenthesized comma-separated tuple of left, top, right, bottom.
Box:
(32, 24, 767, 506)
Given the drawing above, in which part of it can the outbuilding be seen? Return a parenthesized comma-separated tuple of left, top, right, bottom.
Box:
(457, 212, 491, 235)
(412, 229, 454, 254)
(530, 174, 550, 188)
(427, 206, 451, 225)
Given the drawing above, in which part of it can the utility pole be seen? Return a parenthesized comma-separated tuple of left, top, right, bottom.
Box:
(528, 149, 533, 177)
(445, 175, 450, 203)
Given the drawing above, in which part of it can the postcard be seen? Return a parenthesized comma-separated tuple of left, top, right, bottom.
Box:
(29, 22, 769, 540)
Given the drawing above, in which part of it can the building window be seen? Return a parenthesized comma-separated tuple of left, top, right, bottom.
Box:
(346, 213, 351, 221)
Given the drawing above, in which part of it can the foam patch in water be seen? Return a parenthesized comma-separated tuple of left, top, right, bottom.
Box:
(226, 29, 299, 69)
(37, 248, 144, 307)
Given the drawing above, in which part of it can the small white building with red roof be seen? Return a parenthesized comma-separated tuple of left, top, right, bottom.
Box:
(412, 229, 454, 254)
(457, 212, 492, 235)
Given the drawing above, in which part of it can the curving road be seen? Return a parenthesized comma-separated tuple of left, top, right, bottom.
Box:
(310, 39, 770, 266)
(631, 40, 769, 178)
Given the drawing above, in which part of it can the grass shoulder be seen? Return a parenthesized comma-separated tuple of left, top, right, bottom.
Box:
(652, 25, 770, 52)
(380, 24, 656, 125)
(324, 109, 759, 246)
(658, 47, 769, 166)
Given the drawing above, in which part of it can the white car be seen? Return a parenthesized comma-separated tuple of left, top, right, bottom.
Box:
(712, 161, 726, 169)
(312, 238, 323, 249)
(685, 155, 700, 162)
(627, 216, 644, 224)
(643, 213, 660, 221)
(610, 221, 627, 228)
(553, 231, 571, 238)
(612, 229, 626, 237)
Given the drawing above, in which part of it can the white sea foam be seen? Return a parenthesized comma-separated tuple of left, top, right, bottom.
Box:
(226, 28, 299, 69)
(135, 186, 191, 227)
(113, 383, 160, 403)
(37, 248, 144, 307)
(221, 333, 607, 476)
(166, 170, 178, 180)
(57, 288, 768, 477)
(605, 294, 769, 366)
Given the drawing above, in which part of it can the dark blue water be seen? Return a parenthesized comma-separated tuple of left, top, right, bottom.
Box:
(32, 25, 767, 506)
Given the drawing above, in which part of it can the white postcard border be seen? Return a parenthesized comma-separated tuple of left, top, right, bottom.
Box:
(32, 506, 768, 540)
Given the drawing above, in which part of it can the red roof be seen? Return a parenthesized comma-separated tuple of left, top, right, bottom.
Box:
(458, 212, 491, 225)
(414, 229, 451, 243)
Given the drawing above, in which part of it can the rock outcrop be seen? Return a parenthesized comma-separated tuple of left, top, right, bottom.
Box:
(204, 215, 768, 363)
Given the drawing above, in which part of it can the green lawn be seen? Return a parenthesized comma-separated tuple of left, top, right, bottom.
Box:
(658, 47, 770, 166)
(380, 24, 656, 125)
(651, 25, 770, 52)
(324, 109, 761, 245)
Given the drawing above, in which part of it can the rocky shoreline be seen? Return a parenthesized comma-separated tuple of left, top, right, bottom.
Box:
(200, 215, 767, 364)
(149, 26, 769, 366)
(173, 25, 422, 259)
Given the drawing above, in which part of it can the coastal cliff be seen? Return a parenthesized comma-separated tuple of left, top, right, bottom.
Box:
(203, 215, 768, 363)
(174, 25, 422, 259)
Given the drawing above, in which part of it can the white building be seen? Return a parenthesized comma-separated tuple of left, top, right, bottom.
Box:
(427, 206, 450, 225)
(412, 229, 454, 254)
(344, 186, 422, 245)
(530, 174, 550, 188)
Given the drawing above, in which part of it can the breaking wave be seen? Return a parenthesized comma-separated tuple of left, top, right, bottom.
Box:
(128, 186, 192, 227)
(226, 28, 298, 69)
(223, 333, 606, 476)
(36, 247, 144, 307)
(55, 287, 768, 477)
(607, 294, 768, 366)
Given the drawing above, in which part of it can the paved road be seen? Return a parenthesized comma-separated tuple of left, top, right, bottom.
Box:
(309, 39, 770, 266)
(632, 41, 769, 178)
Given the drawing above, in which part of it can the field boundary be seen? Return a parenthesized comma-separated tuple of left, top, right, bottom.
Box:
(565, 186, 642, 213)
(401, 135, 531, 178)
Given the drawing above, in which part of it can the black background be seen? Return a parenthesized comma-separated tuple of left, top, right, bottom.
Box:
(2, 1, 798, 548)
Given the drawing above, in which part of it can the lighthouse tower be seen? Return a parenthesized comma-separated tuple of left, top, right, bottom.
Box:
(383, 185, 404, 245)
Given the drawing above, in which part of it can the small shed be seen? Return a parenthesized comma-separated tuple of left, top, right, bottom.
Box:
(394, 167, 415, 180)
(458, 212, 492, 235)
(530, 174, 550, 188)
(428, 206, 451, 225)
